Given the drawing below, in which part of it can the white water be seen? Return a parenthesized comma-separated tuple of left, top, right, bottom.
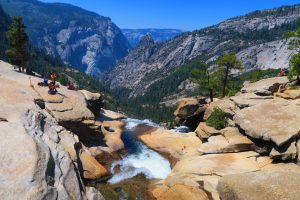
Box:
(108, 118, 171, 184)
(171, 126, 190, 133)
(122, 118, 162, 130)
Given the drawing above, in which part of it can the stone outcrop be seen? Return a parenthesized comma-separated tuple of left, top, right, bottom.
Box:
(174, 97, 207, 130)
(0, 61, 106, 199)
(203, 98, 237, 120)
(195, 122, 220, 140)
(79, 90, 103, 116)
(275, 89, 300, 100)
(240, 76, 289, 95)
(217, 170, 300, 200)
(233, 98, 300, 146)
(139, 128, 202, 164)
(198, 127, 254, 154)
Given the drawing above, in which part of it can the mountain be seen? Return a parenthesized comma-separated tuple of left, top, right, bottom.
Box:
(0, 6, 10, 60)
(122, 28, 183, 47)
(106, 4, 300, 97)
(0, 0, 131, 76)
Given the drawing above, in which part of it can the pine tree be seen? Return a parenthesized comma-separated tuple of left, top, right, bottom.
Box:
(216, 53, 242, 97)
(6, 16, 28, 72)
(289, 53, 300, 83)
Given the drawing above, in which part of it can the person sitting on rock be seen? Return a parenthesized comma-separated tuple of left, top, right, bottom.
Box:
(48, 81, 57, 95)
(48, 72, 58, 95)
(278, 68, 286, 76)
(67, 81, 75, 90)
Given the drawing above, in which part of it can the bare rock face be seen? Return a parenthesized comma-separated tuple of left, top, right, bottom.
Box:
(0, 60, 104, 199)
(233, 98, 300, 146)
(0, 0, 131, 75)
(237, 39, 296, 72)
(106, 5, 300, 96)
(217, 170, 300, 200)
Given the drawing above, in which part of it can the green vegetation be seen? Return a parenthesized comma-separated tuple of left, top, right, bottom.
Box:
(6, 16, 28, 72)
(216, 53, 243, 97)
(289, 53, 300, 83)
(206, 108, 227, 130)
(0, 7, 116, 110)
(285, 25, 300, 83)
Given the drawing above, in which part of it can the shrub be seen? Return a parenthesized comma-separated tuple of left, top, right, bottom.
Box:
(206, 107, 227, 130)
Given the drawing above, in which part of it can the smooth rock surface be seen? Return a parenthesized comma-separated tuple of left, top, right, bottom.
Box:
(217, 170, 300, 200)
(240, 76, 289, 95)
(234, 98, 300, 146)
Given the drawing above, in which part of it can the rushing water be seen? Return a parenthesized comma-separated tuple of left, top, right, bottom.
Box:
(108, 118, 171, 184)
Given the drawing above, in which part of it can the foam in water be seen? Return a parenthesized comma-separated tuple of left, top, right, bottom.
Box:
(123, 118, 162, 130)
(108, 142, 171, 184)
(170, 126, 190, 133)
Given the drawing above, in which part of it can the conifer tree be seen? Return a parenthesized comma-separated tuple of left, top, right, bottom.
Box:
(6, 16, 28, 72)
(216, 53, 242, 97)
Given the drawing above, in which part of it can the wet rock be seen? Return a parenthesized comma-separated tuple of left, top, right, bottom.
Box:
(101, 121, 125, 152)
(234, 99, 300, 146)
(217, 170, 300, 200)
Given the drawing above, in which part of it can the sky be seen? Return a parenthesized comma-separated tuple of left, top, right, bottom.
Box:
(40, 0, 300, 31)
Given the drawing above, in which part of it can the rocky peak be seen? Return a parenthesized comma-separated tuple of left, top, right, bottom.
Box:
(137, 34, 155, 47)
(0, 0, 131, 76)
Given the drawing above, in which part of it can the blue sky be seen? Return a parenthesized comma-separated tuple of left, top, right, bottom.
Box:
(40, 0, 300, 31)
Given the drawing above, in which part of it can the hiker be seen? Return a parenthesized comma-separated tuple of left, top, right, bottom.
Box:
(48, 72, 57, 95)
(67, 81, 75, 90)
(278, 68, 286, 77)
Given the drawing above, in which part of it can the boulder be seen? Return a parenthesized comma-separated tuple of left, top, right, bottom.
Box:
(217, 170, 300, 200)
(204, 98, 237, 120)
(138, 128, 202, 164)
(198, 127, 254, 154)
(174, 97, 207, 130)
(233, 99, 300, 146)
(241, 76, 289, 96)
(101, 121, 125, 152)
(79, 90, 103, 116)
(195, 122, 220, 140)
(230, 93, 274, 108)
(98, 109, 127, 121)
